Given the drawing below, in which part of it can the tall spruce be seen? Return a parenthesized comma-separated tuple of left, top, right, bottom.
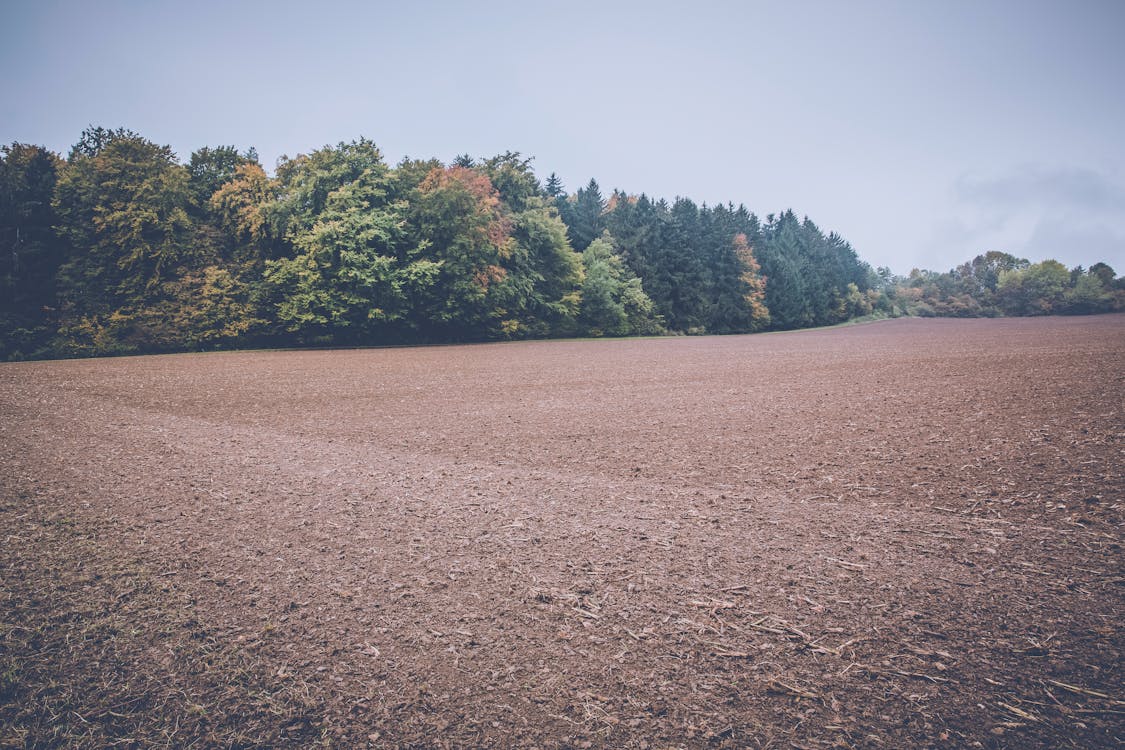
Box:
(0, 143, 65, 359)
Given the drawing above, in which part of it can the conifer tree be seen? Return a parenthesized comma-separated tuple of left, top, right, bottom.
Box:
(0, 143, 64, 358)
(565, 179, 605, 252)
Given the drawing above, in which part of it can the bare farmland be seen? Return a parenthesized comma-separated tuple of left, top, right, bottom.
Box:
(1, 315, 1123, 748)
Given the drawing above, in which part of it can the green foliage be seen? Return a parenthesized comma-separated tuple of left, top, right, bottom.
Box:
(898, 254, 1122, 318)
(407, 165, 515, 338)
(261, 140, 412, 343)
(757, 212, 812, 328)
(650, 198, 709, 332)
(501, 197, 583, 337)
(598, 195, 782, 334)
(209, 163, 278, 254)
(478, 152, 541, 212)
(47, 128, 274, 355)
(1062, 272, 1115, 314)
(758, 213, 873, 329)
(0, 143, 64, 359)
(996, 260, 1070, 315)
(6, 124, 1120, 361)
(264, 192, 406, 342)
(1089, 262, 1117, 288)
(188, 146, 258, 209)
(544, 173, 564, 199)
(561, 179, 605, 252)
(68, 127, 138, 160)
(697, 207, 768, 333)
(390, 157, 444, 199)
(578, 233, 662, 336)
(52, 129, 196, 351)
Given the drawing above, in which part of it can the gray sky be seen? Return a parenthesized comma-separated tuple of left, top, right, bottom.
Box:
(3, 0, 1123, 274)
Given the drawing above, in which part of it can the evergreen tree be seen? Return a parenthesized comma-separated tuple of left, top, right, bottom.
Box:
(564, 179, 605, 252)
(25, 124, 1121, 360)
(602, 192, 660, 283)
(650, 198, 708, 332)
(600, 194, 712, 333)
(757, 211, 811, 329)
(544, 173, 564, 200)
(0, 143, 65, 359)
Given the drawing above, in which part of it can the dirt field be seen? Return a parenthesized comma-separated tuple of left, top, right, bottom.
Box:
(1, 315, 1123, 748)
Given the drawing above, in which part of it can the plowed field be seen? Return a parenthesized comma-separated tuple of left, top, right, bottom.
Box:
(2, 315, 1123, 748)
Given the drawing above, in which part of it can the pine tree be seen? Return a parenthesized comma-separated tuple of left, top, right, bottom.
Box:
(565, 179, 605, 252)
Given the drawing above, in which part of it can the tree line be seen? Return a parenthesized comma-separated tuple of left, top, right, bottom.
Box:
(1, 129, 1120, 360)
(0, 128, 883, 360)
(887, 251, 1124, 318)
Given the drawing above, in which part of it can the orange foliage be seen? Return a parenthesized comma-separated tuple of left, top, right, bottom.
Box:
(209, 163, 274, 244)
(472, 264, 508, 291)
(605, 193, 639, 212)
(418, 166, 512, 252)
(419, 166, 500, 208)
(733, 233, 770, 328)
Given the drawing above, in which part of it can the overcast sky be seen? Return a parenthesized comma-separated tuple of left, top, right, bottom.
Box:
(3, 0, 1123, 274)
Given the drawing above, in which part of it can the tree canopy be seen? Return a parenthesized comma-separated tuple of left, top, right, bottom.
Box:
(895, 253, 1122, 318)
(1, 127, 1120, 360)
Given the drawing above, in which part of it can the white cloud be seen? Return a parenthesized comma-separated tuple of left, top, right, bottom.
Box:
(925, 164, 1125, 270)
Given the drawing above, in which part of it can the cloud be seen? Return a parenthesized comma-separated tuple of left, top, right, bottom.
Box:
(922, 163, 1125, 271)
(1024, 218, 1125, 270)
(922, 204, 1017, 270)
(930, 212, 1008, 246)
(954, 164, 1125, 214)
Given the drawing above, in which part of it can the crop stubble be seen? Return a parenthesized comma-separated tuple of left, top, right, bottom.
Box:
(1, 315, 1123, 748)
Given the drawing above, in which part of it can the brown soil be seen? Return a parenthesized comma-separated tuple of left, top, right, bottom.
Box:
(2, 315, 1123, 749)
